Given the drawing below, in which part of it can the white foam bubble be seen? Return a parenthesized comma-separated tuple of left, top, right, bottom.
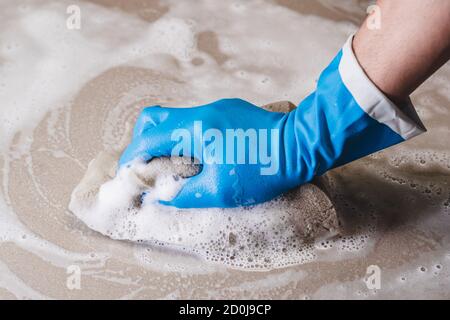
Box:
(69, 145, 340, 270)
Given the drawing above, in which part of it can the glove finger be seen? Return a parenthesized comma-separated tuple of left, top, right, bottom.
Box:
(159, 170, 213, 208)
(132, 105, 171, 138)
(118, 137, 153, 167)
(122, 100, 234, 168)
(120, 116, 201, 167)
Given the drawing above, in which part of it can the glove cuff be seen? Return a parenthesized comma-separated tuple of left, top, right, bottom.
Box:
(285, 36, 427, 183)
(339, 35, 426, 140)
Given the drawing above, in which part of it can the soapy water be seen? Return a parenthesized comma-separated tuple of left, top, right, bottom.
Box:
(0, 0, 449, 298)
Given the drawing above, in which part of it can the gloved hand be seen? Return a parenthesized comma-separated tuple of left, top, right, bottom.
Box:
(119, 36, 425, 208)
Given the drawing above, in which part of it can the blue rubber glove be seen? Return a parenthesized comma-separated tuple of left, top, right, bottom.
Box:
(119, 36, 425, 208)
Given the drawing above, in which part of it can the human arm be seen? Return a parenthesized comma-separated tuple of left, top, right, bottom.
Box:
(354, 0, 450, 105)
(119, 1, 450, 208)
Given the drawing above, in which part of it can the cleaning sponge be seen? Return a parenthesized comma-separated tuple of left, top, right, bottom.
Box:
(69, 101, 340, 270)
